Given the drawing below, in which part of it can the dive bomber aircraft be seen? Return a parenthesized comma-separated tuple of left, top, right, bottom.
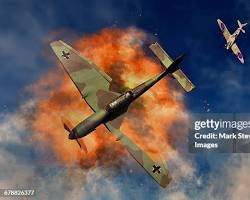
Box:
(217, 19, 247, 64)
(50, 40, 195, 187)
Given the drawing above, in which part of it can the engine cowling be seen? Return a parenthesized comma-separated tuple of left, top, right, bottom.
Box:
(69, 109, 108, 139)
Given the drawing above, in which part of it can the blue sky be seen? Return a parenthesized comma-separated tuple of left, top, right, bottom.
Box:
(1, 0, 250, 113)
(0, 0, 250, 199)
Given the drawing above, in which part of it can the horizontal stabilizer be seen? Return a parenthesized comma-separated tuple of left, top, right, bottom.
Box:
(150, 42, 195, 92)
(237, 20, 247, 33)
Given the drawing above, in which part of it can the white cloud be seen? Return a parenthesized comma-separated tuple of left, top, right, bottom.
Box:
(0, 101, 129, 200)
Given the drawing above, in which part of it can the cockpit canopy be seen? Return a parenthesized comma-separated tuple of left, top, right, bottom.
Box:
(107, 91, 133, 110)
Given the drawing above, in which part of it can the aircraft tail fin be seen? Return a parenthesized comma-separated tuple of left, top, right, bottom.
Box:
(61, 117, 88, 153)
(149, 42, 195, 92)
(237, 20, 247, 33)
(166, 54, 184, 74)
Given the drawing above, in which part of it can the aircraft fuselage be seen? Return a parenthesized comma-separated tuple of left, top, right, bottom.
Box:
(68, 55, 183, 140)
(226, 28, 241, 49)
(68, 70, 168, 139)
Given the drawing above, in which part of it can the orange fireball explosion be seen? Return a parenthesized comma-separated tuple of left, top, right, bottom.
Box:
(30, 27, 189, 169)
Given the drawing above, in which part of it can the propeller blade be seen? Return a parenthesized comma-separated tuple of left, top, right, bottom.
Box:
(76, 138, 82, 148)
(61, 116, 88, 153)
(61, 116, 74, 132)
(63, 123, 71, 132)
(76, 138, 88, 154)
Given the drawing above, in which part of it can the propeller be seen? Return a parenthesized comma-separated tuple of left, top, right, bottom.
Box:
(61, 117, 88, 153)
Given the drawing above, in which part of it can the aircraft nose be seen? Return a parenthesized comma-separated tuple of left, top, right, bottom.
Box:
(68, 131, 77, 140)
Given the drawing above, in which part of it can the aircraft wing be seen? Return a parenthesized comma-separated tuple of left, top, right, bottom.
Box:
(105, 122, 171, 188)
(50, 40, 120, 112)
(231, 43, 244, 64)
(149, 42, 195, 92)
(217, 19, 231, 41)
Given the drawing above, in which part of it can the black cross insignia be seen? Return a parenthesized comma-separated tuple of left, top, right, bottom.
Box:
(62, 50, 70, 59)
(152, 165, 161, 174)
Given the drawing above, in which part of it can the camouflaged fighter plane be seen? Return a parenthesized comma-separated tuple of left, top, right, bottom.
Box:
(50, 40, 195, 188)
(217, 19, 247, 64)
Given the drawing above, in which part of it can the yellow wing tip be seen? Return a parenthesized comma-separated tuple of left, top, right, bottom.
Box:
(186, 84, 195, 92)
(50, 40, 67, 47)
(50, 40, 60, 45)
